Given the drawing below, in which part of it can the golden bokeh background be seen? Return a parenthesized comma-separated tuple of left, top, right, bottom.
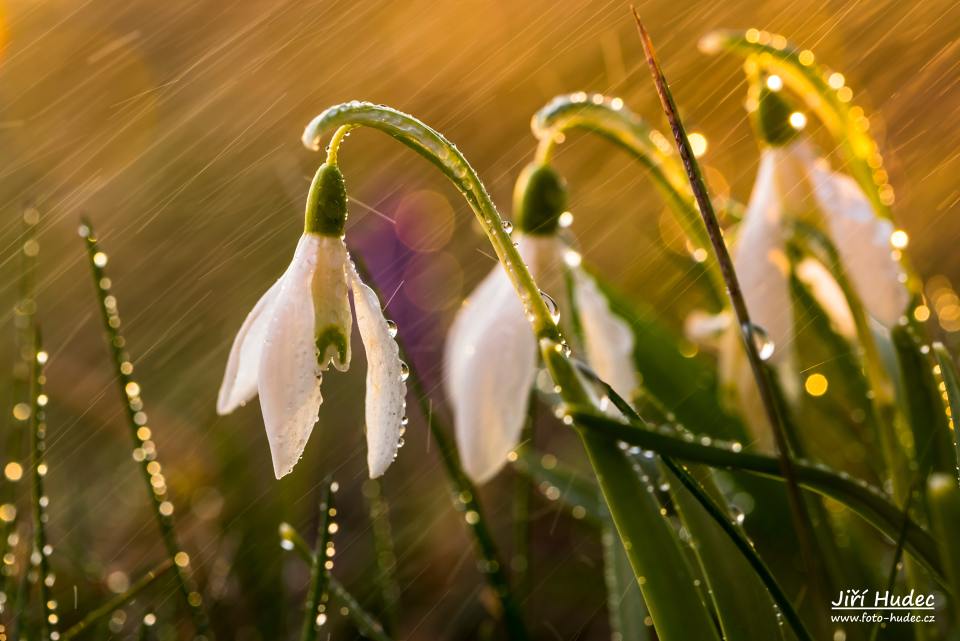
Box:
(1, 0, 958, 638)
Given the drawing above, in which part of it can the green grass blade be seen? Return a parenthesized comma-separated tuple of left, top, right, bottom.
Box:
(280, 524, 392, 641)
(362, 479, 401, 633)
(79, 220, 211, 636)
(580, 432, 722, 641)
(593, 369, 810, 641)
(512, 447, 604, 525)
(571, 407, 945, 585)
(601, 516, 650, 641)
(928, 475, 960, 607)
(932, 344, 960, 484)
(60, 560, 174, 641)
(2, 206, 40, 621)
(892, 326, 955, 483)
(539, 347, 722, 641)
(300, 480, 336, 641)
(28, 334, 55, 641)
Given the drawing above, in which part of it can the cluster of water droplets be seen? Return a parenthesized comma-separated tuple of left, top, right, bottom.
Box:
(78, 223, 206, 614)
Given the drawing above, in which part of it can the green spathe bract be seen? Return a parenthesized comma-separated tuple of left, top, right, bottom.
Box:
(754, 84, 799, 147)
(304, 163, 348, 236)
(514, 162, 567, 235)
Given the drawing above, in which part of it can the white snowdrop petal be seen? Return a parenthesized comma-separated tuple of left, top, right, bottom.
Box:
(571, 267, 637, 400)
(258, 234, 325, 479)
(732, 149, 794, 366)
(444, 237, 542, 484)
(312, 236, 353, 372)
(347, 261, 406, 478)
(216, 278, 282, 415)
(807, 166, 909, 327)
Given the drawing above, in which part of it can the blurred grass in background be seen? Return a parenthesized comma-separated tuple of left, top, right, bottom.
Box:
(0, 0, 958, 638)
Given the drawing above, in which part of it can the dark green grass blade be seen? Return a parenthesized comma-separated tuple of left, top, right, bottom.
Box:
(933, 344, 960, 484)
(571, 408, 945, 586)
(300, 480, 335, 641)
(601, 516, 650, 641)
(512, 447, 604, 526)
(79, 220, 210, 636)
(928, 475, 960, 609)
(280, 524, 392, 641)
(892, 326, 955, 484)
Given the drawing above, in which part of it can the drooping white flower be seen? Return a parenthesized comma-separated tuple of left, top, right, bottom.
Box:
(696, 91, 910, 446)
(729, 140, 908, 370)
(217, 164, 406, 479)
(444, 163, 637, 483)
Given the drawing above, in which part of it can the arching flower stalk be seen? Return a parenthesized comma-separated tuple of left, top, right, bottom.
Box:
(217, 145, 406, 479)
(531, 92, 728, 306)
(444, 162, 637, 483)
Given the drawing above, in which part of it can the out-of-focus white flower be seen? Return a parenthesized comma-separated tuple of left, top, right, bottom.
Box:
(444, 163, 637, 483)
(700, 112, 908, 445)
(730, 140, 908, 368)
(218, 164, 406, 479)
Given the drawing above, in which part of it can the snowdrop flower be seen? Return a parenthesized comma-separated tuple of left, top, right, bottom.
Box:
(217, 163, 406, 479)
(700, 83, 908, 438)
(445, 163, 637, 483)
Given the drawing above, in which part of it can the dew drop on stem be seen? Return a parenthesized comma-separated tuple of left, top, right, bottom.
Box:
(540, 290, 560, 323)
(746, 323, 775, 361)
(501, 220, 514, 234)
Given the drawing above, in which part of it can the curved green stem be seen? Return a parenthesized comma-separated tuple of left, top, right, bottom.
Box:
(699, 29, 893, 220)
(532, 93, 725, 305)
(569, 407, 945, 586)
(302, 102, 559, 343)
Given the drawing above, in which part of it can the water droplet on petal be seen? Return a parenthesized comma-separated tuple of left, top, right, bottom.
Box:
(386, 319, 398, 338)
(399, 361, 410, 382)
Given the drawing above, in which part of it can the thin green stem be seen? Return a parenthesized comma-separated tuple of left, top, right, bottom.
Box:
(59, 560, 174, 641)
(279, 524, 392, 641)
(325, 125, 354, 166)
(362, 479, 400, 632)
(28, 334, 54, 641)
(78, 220, 211, 639)
(300, 480, 335, 641)
(633, 12, 823, 598)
